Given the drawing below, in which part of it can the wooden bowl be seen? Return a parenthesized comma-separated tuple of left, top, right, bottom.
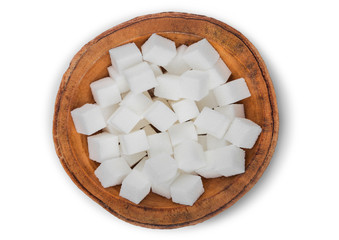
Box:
(53, 12, 279, 229)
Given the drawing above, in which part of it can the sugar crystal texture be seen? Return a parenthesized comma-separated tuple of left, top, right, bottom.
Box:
(124, 62, 158, 94)
(171, 99, 199, 123)
(144, 101, 177, 132)
(141, 33, 176, 66)
(213, 145, 245, 177)
(107, 106, 141, 134)
(224, 118, 262, 149)
(163, 45, 191, 75)
(182, 38, 219, 70)
(174, 140, 206, 173)
(154, 74, 183, 101)
(207, 58, 232, 90)
(194, 107, 232, 139)
(90, 77, 121, 107)
(143, 153, 178, 183)
(107, 66, 130, 93)
(180, 70, 209, 101)
(109, 42, 142, 72)
(71, 103, 106, 135)
(94, 157, 131, 188)
(168, 121, 198, 146)
(214, 104, 245, 120)
(170, 173, 204, 206)
(119, 130, 150, 155)
(213, 78, 251, 106)
(147, 132, 173, 157)
(119, 92, 153, 116)
(87, 132, 119, 163)
(119, 170, 151, 204)
(196, 90, 219, 112)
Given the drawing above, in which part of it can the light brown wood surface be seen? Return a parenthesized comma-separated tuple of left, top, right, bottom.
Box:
(53, 12, 279, 229)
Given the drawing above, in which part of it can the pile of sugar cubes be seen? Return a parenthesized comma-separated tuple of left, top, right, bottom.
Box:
(71, 34, 262, 206)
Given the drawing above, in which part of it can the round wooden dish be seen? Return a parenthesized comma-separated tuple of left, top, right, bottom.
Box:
(53, 12, 279, 228)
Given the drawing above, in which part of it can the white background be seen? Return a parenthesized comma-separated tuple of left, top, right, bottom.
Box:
(1, 0, 338, 239)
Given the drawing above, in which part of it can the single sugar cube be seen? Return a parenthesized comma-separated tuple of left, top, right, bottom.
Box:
(152, 171, 180, 199)
(206, 134, 231, 150)
(124, 62, 158, 94)
(154, 74, 183, 101)
(214, 104, 245, 120)
(141, 33, 176, 66)
(197, 135, 208, 151)
(171, 99, 199, 123)
(147, 132, 173, 157)
(107, 66, 130, 93)
(119, 92, 153, 116)
(71, 103, 106, 135)
(87, 132, 119, 163)
(224, 118, 262, 149)
(122, 151, 147, 167)
(213, 78, 251, 106)
(182, 38, 219, 70)
(207, 58, 231, 90)
(94, 157, 131, 188)
(195, 150, 222, 178)
(213, 145, 245, 177)
(168, 121, 198, 146)
(142, 125, 157, 136)
(119, 130, 150, 155)
(143, 153, 178, 183)
(194, 107, 232, 139)
(196, 90, 219, 111)
(174, 140, 206, 173)
(170, 173, 204, 206)
(119, 170, 151, 204)
(109, 42, 142, 72)
(148, 62, 163, 77)
(144, 101, 177, 132)
(107, 106, 141, 134)
(100, 104, 119, 121)
(90, 77, 121, 107)
(181, 70, 209, 101)
(164, 45, 191, 75)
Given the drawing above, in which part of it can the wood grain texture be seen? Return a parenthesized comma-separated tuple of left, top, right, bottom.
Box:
(53, 12, 279, 229)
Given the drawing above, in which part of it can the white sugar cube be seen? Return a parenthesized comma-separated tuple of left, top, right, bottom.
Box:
(133, 157, 148, 172)
(195, 150, 222, 178)
(168, 121, 198, 146)
(181, 70, 209, 101)
(100, 104, 119, 121)
(152, 171, 180, 199)
(213, 145, 245, 177)
(152, 97, 172, 109)
(225, 118, 262, 149)
(194, 107, 232, 139)
(143, 153, 178, 183)
(197, 135, 208, 151)
(124, 62, 158, 94)
(107, 66, 130, 93)
(109, 42, 142, 72)
(141, 33, 176, 66)
(170, 173, 204, 206)
(196, 90, 219, 111)
(71, 103, 106, 135)
(206, 134, 231, 150)
(164, 45, 191, 75)
(174, 140, 206, 173)
(90, 77, 121, 107)
(154, 74, 182, 101)
(213, 78, 251, 106)
(148, 63, 163, 77)
(94, 157, 131, 188)
(123, 151, 147, 167)
(120, 170, 151, 204)
(182, 38, 219, 70)
(171, 99, 199, 123)
(214, 104, 245, 120)
(119, 92, 153, 116)
(207, 58, 231, 89)
(107, 106, 141, 134)
(147, 132, 173, 157)
(144, 101, 177, 132)
(87, 132, 119, 163)
(119, 130, 150, 155)
(142, 125, 157, 136)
